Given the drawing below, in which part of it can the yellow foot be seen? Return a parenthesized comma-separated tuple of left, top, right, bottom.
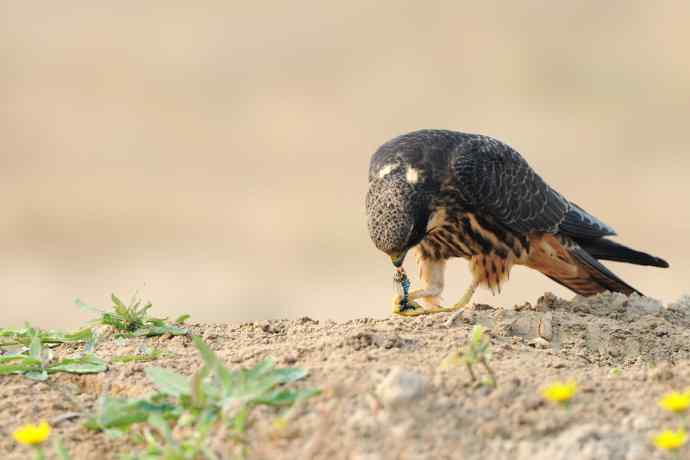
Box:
(392, 296, 468, 317)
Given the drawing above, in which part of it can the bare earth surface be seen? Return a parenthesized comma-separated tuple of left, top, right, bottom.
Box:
(3, 292, 690, 460)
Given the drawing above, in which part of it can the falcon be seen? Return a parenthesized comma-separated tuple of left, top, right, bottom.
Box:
(366, 129, 669, 317)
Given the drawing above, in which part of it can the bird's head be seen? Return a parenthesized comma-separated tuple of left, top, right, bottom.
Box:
(366, 165, 431, 267)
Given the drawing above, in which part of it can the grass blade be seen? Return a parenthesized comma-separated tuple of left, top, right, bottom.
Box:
(145, 367, 190, 398)
(48, 354, 108, 374)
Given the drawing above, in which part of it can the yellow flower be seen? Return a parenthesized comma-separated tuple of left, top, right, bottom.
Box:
(12, 420, 51, 446)
(658, 391, 690, 413)
(653, 428, 687, 451)
(541, 381, 577, 404)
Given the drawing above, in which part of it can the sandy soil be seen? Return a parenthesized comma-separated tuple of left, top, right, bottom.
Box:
(3, 291, 690, 460)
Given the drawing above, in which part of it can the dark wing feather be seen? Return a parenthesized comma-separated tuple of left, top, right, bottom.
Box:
(453, 136, 570, 234)
(559, 203, 616, 239)
(453, 136, 618, 239)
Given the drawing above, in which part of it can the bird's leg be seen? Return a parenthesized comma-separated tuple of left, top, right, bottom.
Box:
(393, 276, 478, 318)
(393, 258, 449, 316)
(392, 256, 480, 317)
(394, 281, 478, 317)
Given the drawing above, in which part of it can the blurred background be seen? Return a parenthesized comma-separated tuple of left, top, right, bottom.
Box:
(2, 1, 688, 329)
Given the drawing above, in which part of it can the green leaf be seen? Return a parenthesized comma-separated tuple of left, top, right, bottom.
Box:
(191, 367, 209, 408)
(245, 358, 275, 379)
(145, 367, 190, 398)
(111, 294, 129, 315)
(48, 354, 108, 374)
(59, 328, 95, 344)
(192, 337, 234, 391)
(86, 396, 178, 431)
(25, 369, 49, 381)
(29, 334, 43, 360)
(253, 388, 320, 406)
(0, 354, 28, 364)
(54, 437, 72, 460)
(193, 337, 220, 369)
(0, 356, 43, 374)
(269, 367, 309, 385)
(471, 325, 485, 346)
(147, 413, 173, 443)
(139, 303, 153, 317)
(175, 314, 190, 324)
(0, 363, 38, 375)
(133, 324, 187, 337)
(0, 326, 94, 347)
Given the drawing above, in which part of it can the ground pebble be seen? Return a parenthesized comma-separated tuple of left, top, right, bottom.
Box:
(375, 367, 427, 407)
(629, 295, 664, 314)
(202, 328, 218, 341)
(669, 294, 690, 311)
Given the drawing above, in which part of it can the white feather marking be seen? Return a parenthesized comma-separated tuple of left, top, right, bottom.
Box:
(377, 163, 397, 179)
(405, 166, 419, 184)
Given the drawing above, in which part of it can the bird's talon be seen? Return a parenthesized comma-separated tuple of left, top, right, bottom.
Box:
(392, 298, 426, 316)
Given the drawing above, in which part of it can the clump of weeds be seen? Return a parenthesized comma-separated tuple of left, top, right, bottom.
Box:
(78, 293, 189, 338)
(0, 327, 106, 381)
(87, 337, 320, 459)
(440, 324, 496, 388)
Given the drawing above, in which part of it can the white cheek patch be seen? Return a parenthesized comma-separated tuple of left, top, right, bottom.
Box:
(405, 166, 420, 184)
(377, 163, 397, 179)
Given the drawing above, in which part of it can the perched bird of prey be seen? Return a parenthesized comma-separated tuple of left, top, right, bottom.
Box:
(366, 130, 669, 317)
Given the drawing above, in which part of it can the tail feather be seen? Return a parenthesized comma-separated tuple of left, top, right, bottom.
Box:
(528, 234, 666, 298)
(576, 238, 669, 268)
(528, 234, 647, 297)
(566, 246, 642, 296)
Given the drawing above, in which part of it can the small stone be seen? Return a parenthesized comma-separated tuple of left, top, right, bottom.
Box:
(650, 363, 674, 382)
(283, 352, 298, 365)
(524, 395, 544, 411)
(462, 309, 476, 323)
(375, 367, 428, 407)
(347, 408, 378, 433)
(628, 294, 663, 314)
(538, 312, 553, 340)
(624, 415, 651, 431)
(669, 294, 690, 311)
(530, 337, 550, 349)
(202, 328, 218, 341)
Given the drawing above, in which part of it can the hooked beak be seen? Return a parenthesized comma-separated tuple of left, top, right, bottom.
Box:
(390, 250, 408, 268)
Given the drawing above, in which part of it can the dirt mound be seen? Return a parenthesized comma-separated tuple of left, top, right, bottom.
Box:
(2, 292, 690, 459)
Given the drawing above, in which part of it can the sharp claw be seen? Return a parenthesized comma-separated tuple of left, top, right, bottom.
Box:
(392, 298, 426, 316)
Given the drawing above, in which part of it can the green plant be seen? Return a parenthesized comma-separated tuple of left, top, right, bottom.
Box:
(124, 414, 220, 460)
(87, 337, 319, 459)
(78, 294, 188, 337)
(0, 330, 106, 381)
(461, 325, 496, 387)
(0, 325, 93, 348)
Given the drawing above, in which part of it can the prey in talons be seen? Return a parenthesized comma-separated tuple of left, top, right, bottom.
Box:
(391, 261, 478, 318)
